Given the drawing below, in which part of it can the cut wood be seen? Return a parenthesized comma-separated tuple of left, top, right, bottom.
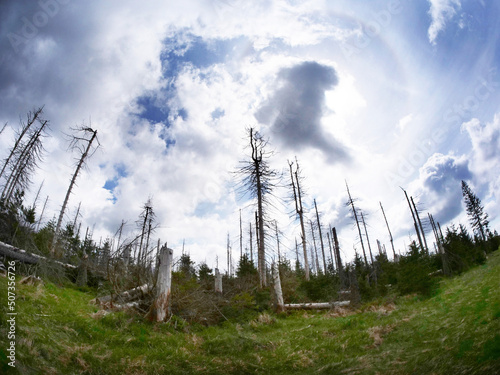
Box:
(284, 301, 350, 310)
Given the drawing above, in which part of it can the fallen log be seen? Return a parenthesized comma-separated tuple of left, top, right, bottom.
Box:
(0, 241, 77, 269)
(284, 301, 350, 310)
(92, 284, 151, 306)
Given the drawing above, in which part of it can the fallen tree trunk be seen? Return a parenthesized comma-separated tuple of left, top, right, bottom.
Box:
(0, 241, 77, 269)
(284, 301, 350, 310)
(92, 284, 151, 306)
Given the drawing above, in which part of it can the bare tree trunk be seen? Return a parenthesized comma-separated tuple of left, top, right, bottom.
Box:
(272, 261, 284, 313)
(332, 227, 345, 287)
(429, 213, 450, 276)
(289, 160, 310, 280)
(401, 187, 424, 252)
(2, 116, 49, 204)
(239, 209, 243, 259)
(0, 107, 43, 181)
(36, 195, 49, 231)
(346, 182, 368, 266)
(215, 268, 223, 294)
(380, 202, 397, 261)
(310, 220, 320, 274)
(146, 245, 173, 322)
(227, 232, 231, 276)
(327, 229, 336, 271)
(52, 128, 98, 256)
(249, 222, 253, 264)
(274, 220, 281, 264)
(314, 199, 327, 274)
(360, 212, 374, 265)
(411, 197, 429, 255)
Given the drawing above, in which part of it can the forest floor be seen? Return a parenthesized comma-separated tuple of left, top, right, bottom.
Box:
(1, 250, 499, 374)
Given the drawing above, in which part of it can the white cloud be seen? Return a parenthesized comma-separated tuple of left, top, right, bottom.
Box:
(427, 0, 461, 44)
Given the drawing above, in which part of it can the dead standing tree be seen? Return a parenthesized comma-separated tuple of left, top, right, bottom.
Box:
(400, 187, 425, 253)
(52, 127, 99, 256)
(314, 199, 327, 274)
(380, 201, 397, 261)
(1, 108, 49, 205)
(345, 181, 368, 266)
(0, 107, 44, 183)
(288, 158, 310, 280)
(235, 128, 277, 287)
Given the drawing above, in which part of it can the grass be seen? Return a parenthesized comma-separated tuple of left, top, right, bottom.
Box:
(0, 250, 499, 374)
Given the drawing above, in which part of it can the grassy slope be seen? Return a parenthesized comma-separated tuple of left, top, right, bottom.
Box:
(0, 251, 498, 375)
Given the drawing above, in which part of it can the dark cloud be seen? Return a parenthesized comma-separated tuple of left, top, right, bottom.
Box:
(255, 61, 349, 162)
(420, 153, 472, 223)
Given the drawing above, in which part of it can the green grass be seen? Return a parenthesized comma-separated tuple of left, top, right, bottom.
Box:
(1, 251, 499, 374)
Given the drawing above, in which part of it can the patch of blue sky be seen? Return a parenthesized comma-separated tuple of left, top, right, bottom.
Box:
(103, 163, 128, 204)
(135, 33, 244, 131)
(211, 108, 225, 120)
(161, 32, 247, 76)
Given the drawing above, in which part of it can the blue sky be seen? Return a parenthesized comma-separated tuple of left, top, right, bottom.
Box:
(0, 0, 499, 270)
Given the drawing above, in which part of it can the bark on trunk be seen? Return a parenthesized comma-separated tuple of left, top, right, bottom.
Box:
(272, 262, 284, 313)
(146, 245, 173, 322)
(215, 268, 223, 294)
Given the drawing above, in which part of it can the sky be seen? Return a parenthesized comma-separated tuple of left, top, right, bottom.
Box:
(1, 0, 499, 272)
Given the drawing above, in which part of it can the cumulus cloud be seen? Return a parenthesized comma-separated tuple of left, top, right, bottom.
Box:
(255, 61, 349, 162)
(415, 152, 471, 224)
(461, 115, 500, 222)
(427, 0, 461, 44)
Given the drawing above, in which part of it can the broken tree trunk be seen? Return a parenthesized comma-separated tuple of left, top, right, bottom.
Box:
(146, 245, 173, 322)
(272, 261, 284, 313)
(215, 268, 223, 294)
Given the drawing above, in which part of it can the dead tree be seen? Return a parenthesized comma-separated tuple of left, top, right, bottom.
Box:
(239, 209, 243, 258)
(1, 110, 49, 205)
(360, 212, 374, 265)
(314, 199, 327, 274)
(235, 128, 277, 287)
(146, 245, 173, 322)
(272, 261, 284, 313)
(345, 181, 368, 266)
(288, 159, 310, 280)
(380, 202, 397, 261)
(332, 227, 346, 286)
(401, 187, 424, 252)
(0, 107, 44, 182)
(310, 220, 321, 274)
(249, 222, 253, 264)
(137, 198, 155, 267)
(215, 268, 223, 294)
(52, 127, 99, 256)
(411, 197, 429, 254)
(327, 230, 336, 271)
(429, 213, 450, 276)
(274, 220, 281, 264)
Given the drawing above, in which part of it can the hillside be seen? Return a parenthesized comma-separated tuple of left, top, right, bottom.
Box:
(1, 250, 499, 374)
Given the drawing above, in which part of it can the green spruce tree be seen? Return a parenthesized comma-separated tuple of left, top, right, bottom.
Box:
(461, 180, 489, 241)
